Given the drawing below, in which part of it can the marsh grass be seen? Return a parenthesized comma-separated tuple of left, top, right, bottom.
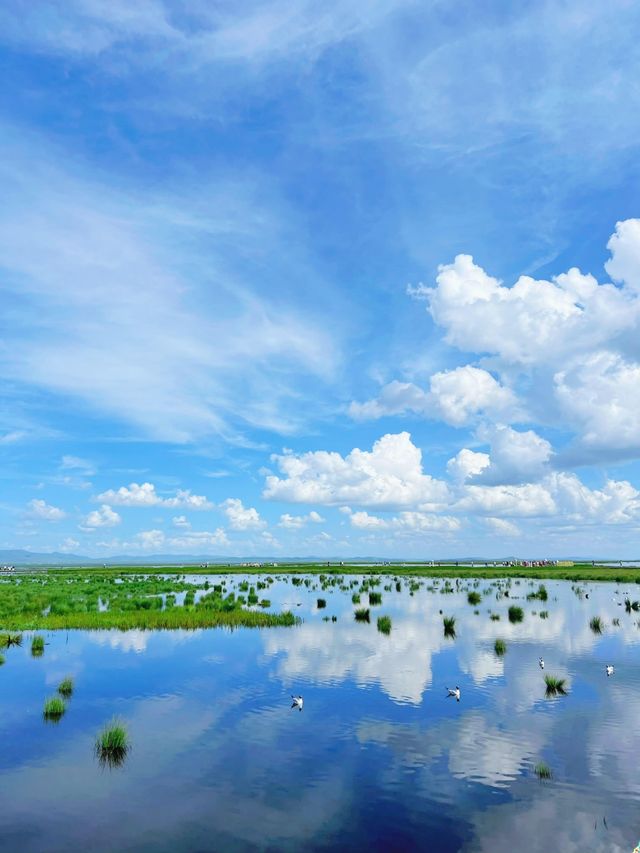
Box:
(0, 633, 22, 648)
(0, 653, 4, 666)
(351, 593, 361, 604)
(317, 598, 326, 609)
(589, 616, 604, 634)
(96, 719, 129, 768)
(43, 696, 66, 722)
(467, 591, 481, 606)
(534, 762, 552, 780)
(58, 677, 74, 698)
(539, 610, 549, 619)
(508, 606, 524, 623)
(354, 608, 370, 623)
(490, 613, 500, 621)
(544, 675, 567, 696)
(377, 615, 392, 635)
(494, 638, 507, 656)
(31, 635, 45, 657)
(443, 616, 456, 638)
(369, 592, 382, 606)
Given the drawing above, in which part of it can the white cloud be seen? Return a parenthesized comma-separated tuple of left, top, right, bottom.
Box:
(80, 504, 121, 530)
(484, 518, 520, 537)
(60, 454, 95, 474)
(447, 449, 491, 482)
(172, 515, 191, 529)
(349, 366, 518, 427)
(135, 528, 229, 551)
(605, 218, 640, 291)
(221, 497, 266, 530)
(96, 482, 212, 509)
(349, 509, 460, 533)
(554, 351, 640, 451)
(264, 432, 450, 510)
(60, 537, 81, 551)
(27, 498, 66, 521)
(473, 424, 554, 484)
(278, 510, 325, 529)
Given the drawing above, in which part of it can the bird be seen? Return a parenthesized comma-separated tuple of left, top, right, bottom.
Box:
(446, 686, 461, 702)
(539, 657, 545, 669)
(291, 695, 304, 710)
(606, 665, 614, 677)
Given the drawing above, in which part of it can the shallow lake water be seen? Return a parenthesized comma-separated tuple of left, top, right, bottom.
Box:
(1, 574, 640, 852)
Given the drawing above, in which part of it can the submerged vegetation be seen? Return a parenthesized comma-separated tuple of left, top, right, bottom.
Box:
(96, 719, 129, 768)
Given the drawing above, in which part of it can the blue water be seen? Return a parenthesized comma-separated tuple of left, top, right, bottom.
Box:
(1, 575, 639, 852)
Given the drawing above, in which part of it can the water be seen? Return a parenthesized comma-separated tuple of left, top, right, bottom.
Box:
(1, 575, 640, 852)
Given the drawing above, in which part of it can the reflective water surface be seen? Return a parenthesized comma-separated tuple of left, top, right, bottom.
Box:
(1, 574, 640, 852)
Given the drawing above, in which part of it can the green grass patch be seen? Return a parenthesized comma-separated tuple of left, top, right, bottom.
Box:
(443, 616, 456, 638)
(534, 762, 552, 780)
(354, 608, 370, 623)
(589, 616, 604, 634)
(31, 634, 45, 656)
(43, 696, 66, 721)
(494, 638, 507, 656)
(467, 591, 481, 606)
(544, 674, 567, 696)
(377, 615, 392, 634)
(369, 591, 382, 606)
(58, 677, 74, 697)
(508, 606, 524, 623)
(96, 719, 129, 768)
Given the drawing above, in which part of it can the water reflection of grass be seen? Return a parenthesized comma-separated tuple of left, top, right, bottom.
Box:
(354, 608, 371, 623)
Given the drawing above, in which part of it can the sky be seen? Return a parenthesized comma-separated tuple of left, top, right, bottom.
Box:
(1, 0, 640, 560)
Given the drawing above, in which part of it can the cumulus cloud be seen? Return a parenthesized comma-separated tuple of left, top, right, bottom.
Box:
(347, 509, 460, 533)
(27, 498, 66, 521)
(172, 515, 191, 528)
(80, 504, 121, 530)
(278, 510, 325, 529)
(264, 432, 449, 510)
(135, 528, 229, 550)
(350, 366, 518, 427)
(96, 482, 212, 509)
(484, 518, 520, 537)
(221, 497, 266, 530)
(447, 449, 491, 482)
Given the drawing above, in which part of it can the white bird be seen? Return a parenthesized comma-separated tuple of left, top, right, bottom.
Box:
(291, 695, 304, 710)
(539, 657, 545, 669)
(446, 686, 461, 702)
(606, 665, 614, 677)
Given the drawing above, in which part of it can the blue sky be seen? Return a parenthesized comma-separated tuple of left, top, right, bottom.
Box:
(1, 0, 640, 559)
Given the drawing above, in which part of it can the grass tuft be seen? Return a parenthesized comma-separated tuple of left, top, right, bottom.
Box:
(31, 635, 45, 657)
(96, 718, 129, 768)
(544, 674, 567, 696)
(377, 615, 392, 635)
(589, 616, 604, 634)
(369, 591, 382, 606)
(494, 638, 507, 656)
(58, 677, 74, 698)
(508, 606, 524, 623)
(467, 591, 481, 606)
(43, 696, 66, 721)
(534, 762, 552, 780)
(443, 616, 456, 638)
(354, 608, 370, 623)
